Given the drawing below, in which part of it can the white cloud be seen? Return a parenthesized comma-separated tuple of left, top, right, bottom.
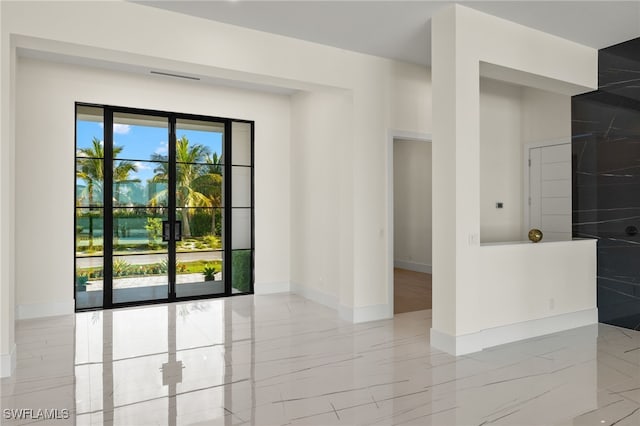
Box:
(155, 141, 168, 155)
(98, 123, 131, 135)
(134, 161, 152, 171)
(113, 124, 131, 135)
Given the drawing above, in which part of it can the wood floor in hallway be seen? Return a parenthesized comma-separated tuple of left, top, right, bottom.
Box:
(394, 268, 432, 314)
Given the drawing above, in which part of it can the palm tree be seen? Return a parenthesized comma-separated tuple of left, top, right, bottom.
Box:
(77, 138, 139, 204)
(194, 152, 223, 234)
(205, 152, 222, 175)
(151, 136, 211, 237)
(76, 138, 105, 208)
(76, 137, 138, 249)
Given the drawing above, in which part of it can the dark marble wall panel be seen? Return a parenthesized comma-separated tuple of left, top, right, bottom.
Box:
(572, 38, 640, 330)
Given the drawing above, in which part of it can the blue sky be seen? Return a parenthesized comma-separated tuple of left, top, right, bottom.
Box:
(76, 120, 223, 184)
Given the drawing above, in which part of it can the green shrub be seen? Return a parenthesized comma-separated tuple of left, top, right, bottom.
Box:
(145, 217, 163, 245)
(203, 263, 217, 281)
(191, 211, 213, 237)
(232, 250, 252, 292)
(113, 259, 131, 277)
(203, 235, 221, 249)
(157, 259, 169, 274)
(214, 210, 222, 236)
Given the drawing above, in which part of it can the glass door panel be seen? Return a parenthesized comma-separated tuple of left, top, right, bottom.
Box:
(112, 208, 169, 304)
(75, 105, 105, 309)
(111, 113, 170, 304)
(175, 117, 225, 298)
(230, 121, 253, 294)
(175, 207, 224, 298)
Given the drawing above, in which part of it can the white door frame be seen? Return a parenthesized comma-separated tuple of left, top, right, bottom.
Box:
(523, 137, 571, 239)
(386, 130, 432, 318)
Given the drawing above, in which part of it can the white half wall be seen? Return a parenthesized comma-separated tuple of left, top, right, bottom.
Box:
(479, 239, 597, 331)
(393, 139, 432, 273)
(431, 4, 597, 352)
(14, 56, 291, 312)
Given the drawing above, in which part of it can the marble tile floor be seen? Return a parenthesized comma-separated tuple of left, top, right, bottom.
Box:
(1, 294, 640, 425)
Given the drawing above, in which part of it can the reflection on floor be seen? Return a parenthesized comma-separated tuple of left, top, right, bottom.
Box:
(76, 278, 229, 309)
(394, 268, 432, 314)
(2, 294, 640, 425)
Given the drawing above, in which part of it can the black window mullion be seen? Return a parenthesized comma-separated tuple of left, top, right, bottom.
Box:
(250, 122, 255, 293)
(169, 115, 177, 300)
(103, 109, 114, 308)
(224, 120, 232, 296)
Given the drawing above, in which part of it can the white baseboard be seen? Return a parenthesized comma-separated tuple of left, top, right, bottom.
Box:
(340, 303, 392, 323)
(254, 281, 291, 295)
(290, 282, 339, 310)
(1, 343, 16, 378)
(17, 300, 75, 320)
(430, 308, 598, 356)
(394, 260, 432, 274)
(291, 282, 391, 324)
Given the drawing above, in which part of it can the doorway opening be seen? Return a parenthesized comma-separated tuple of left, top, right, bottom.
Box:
(74, 104, 254, 310)
(389, 134, 433, 315)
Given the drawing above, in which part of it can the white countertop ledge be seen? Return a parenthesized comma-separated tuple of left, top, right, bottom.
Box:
(480, 238, 597, 247)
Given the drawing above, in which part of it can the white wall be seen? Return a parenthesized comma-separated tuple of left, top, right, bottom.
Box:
(290, 89, 354, 310)
(0, 1, 17, 376)
(390, 63, 432, 135)
(393, 139, 432, 272)
(14, 56, 291, 313)
(1, 0, 434, 355)
(522, 87, 571, 144)
(431, 4, 597, 353)
(479, 78, 523, 243)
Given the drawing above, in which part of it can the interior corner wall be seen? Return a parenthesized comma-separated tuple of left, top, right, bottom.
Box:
(479, 78, 523, 243)
(14, 57, 291, 314)
(393, 140, 432, 272)
(290, 90, 353, 310)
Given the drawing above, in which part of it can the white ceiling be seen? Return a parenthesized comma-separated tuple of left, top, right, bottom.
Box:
(135, 1, 640, 67)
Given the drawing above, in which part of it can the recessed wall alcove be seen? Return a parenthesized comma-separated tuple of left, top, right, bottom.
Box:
(479, 78, 574, 245)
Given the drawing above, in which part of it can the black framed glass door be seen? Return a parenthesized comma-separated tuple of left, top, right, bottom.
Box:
(75, 104, 254, 310)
